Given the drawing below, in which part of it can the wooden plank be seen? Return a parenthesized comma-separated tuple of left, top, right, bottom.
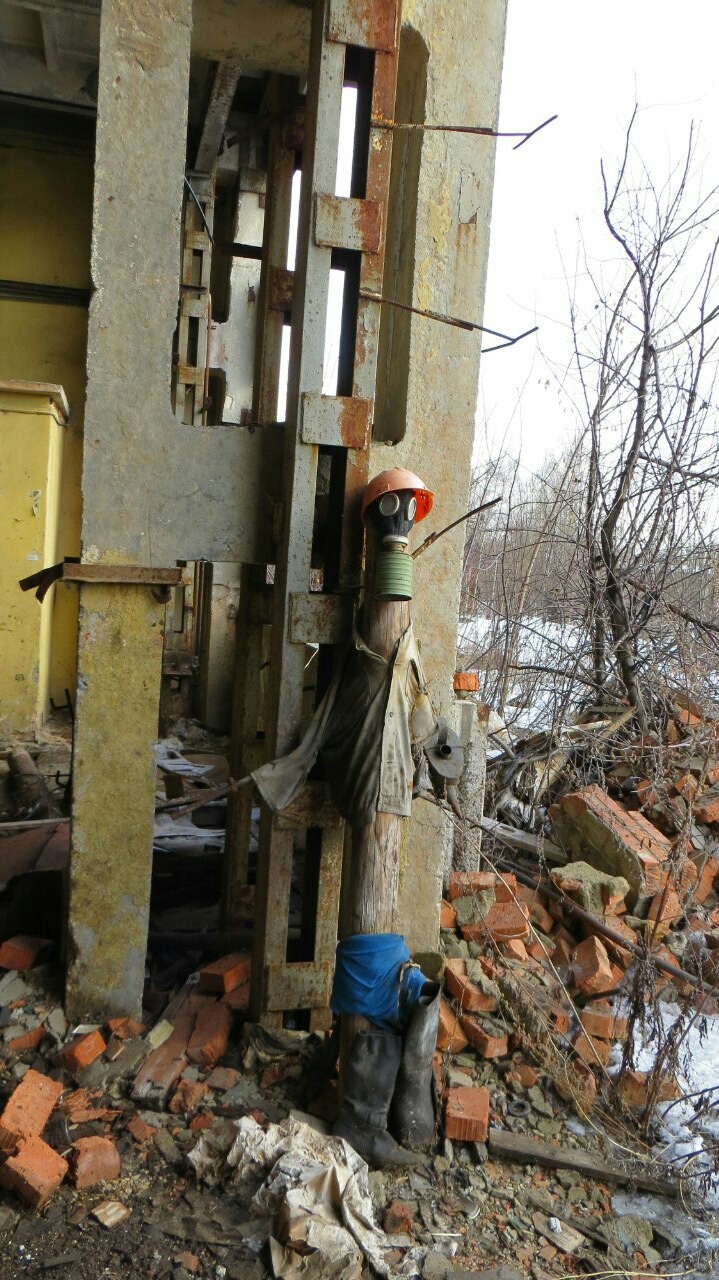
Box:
(300, 392, 371, 449)
(487, 1129, 678, 1197)
(289, 591, 354, 645)
(314, 193, 383, 253)
(479, 817, 567, 864)
(265, 960, 333, 1012)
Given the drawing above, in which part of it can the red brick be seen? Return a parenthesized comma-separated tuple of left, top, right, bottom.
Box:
(494, 874, 518, 904)
(223, 981, 250, 1011)
(462, 900, 530, 943)
(453, 672, 479, 693)
(448, 871, 498, 900)
(0, 1069, 64, 1150)
(529, 901, 555, 934)
(436, 997, 468, 1053)
(174, 1254, 201, 1274)
(674, 773, 699, 802)
(205, 1066, 240, 1091)
(647, 888, 683, 940)
(198, 952, 252, 995)
(169, 1078, 207, 1115)
(580, 1001, 627, 1039)
(513, 1062, 538, 1088)
(572, 1030, 611, 1067)
(126, 1114, 156, 1144)
(4, 1025, 45, 1053)
(57, 1029, 106, 1073)
(440, 899, 457, 930)
(549, 1005, 571, 1035)
(695, 856, 719, 904)
(189, 1110, 214, 1132)
(384, 1199, 414, 1234)
(70, 1136, 121, 1188)
(549, 784, 674, 904)
(616, 1069, 679, 1108)
(500, 938, 529, 962)
(459, 1015, 508, 1058)
(0, 1135, 68, 1207)
(0, 935, 51, 971)
(187, 1000, 232, 1070)
(444, 960, 497, 1014)
(583, 914, 637, 968)
(432, 1051, 446, 1099)
(571, 937, 613, 995)
(443, 1085, 490, 1142)
(555, 1059, 598, 1109)
(551, 936, 573, 967)
(106, 1017, 145, 1040)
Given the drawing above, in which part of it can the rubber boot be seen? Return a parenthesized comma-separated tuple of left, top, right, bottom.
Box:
(390, 981, 441, 1149)
(333, 1030, 420, 1167)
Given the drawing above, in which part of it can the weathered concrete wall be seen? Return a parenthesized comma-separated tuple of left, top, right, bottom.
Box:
(371, 0, 508, 951)
(68, 0, 194, 1018)
(80, 0, 277, 566)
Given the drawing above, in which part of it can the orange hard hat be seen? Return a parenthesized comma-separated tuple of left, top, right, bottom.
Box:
(360, 468, 433, 524)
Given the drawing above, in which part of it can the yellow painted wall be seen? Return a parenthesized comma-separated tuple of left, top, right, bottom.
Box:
(0, 135, 93, 713)
(0, 389, 65, 735)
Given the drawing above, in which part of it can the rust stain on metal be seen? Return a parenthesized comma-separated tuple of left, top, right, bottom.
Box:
(314, 194, 383, 255)
(338, 396, 371, 448)
(326, 0, 399, 54)
(268, 266, 294, 312)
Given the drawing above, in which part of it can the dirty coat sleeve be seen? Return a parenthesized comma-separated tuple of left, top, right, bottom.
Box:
(251, 623, 436, 826)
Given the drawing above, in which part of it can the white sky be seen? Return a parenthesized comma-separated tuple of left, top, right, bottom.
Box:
(478, 0, 719, 472)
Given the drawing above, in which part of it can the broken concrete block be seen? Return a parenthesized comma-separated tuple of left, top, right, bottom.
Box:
(198, 952, 252, 995)
(453, 892, 495, 927)
(0, 936, 51, 972)
(58, 1029, 106, 1073)
(70, 1136, 121, 1188)
(550, 861, 630, 917)
(444, 1085, 490, 1142)
(549, 786, 674, 911)
(0, 1135, 68, 1207)
(436, 997, 469, 1053)
(186, 1001, 232, 1071)
(570, 936, 613, 995)
(0, 1068, 64, 1150)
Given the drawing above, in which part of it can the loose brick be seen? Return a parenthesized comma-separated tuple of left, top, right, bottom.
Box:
(551, 936, 573, 968)
(198, 952, 252, 995)
(174, 1254, 201, 1274)
(572, 1029, 611, 1067)
(695, 856, 719, 904)
(616, 1069, 679, 1108)
(0, 1069, 64, 1150)
(459, 1015, 508, 1058)
(384, 1199, 414, 1234)
(70, 1136, 121, 1188)
(580, 1001, 627, 1040)
(126, 1114, 156, 1144)
(0, 1135, 68, 1207)
(0, 935, 51, 972)
(436, 997, 468, 1053)
(462, 900, 530, 943)
(189, 1110, 214, 1132)
(513, 1062, 538, 1088)
(444, 1085, 490, 1142)
(554, 1059, 597, 1110)
(500, 938, 529, 963)
(3, 1025, 45, 1053)
(529, 900, 555, 935)
(169, 1078, 207, 1115)
(493, 874, 518, 904)
(444, 960, 497, 1014)
(453, 672, 479, 693)
(205, 1066, 240, 1092)
(440, 899, 457, 930)
(447, 871, 498, 900)
(674, 773, 699, 802)
(57, 1029, 106, 1074)
(549, 1005, 571, 1035)
(187, 1000, 232, 1071)
(432, 1051, 446, 1099)
(223, 982, 250, 1011)
(106, 1017, 145, 1040)
(647, 888, 683, 940)
(571, 937, 613, 996)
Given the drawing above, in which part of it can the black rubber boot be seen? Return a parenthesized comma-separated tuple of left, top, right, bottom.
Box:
(333, 1030, 420, 1167)
(390, 981, 441, 1149)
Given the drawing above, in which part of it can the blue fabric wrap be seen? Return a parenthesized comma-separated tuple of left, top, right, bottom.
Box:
(331, 933, 428, 1031)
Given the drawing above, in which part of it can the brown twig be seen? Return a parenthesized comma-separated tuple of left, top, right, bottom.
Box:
(412, 496, 503, 560)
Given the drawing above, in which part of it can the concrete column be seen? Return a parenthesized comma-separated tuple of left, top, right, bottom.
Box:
(370, 0, 508, 950)
(67, 0, 192, 1019)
